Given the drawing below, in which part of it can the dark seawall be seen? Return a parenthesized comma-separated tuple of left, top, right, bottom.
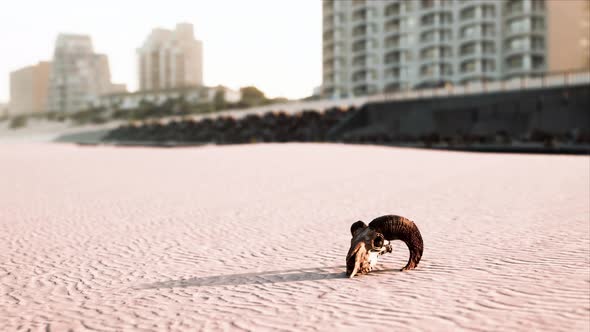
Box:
(328, 85, 590, 149)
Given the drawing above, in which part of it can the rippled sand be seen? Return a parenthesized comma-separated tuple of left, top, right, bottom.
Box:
(0, 143, 588, 331)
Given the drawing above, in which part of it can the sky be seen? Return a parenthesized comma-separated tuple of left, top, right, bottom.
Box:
(0, 0, 322, 103)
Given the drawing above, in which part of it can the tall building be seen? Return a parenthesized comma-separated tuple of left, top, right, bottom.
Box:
(9, 61, 51, 114)
(47, 34, 113, 113)
(137, 23, 203, 91)
(322, 0, 555, 98)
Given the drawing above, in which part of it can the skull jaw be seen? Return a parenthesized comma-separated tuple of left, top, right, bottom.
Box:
(346, 244, 391, 278)
(346, 248, 380, 278)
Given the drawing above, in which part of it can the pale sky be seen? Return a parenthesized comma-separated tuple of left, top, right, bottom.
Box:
(0, 0, 322, 103)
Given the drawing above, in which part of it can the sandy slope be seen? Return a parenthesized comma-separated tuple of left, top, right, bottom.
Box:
(0, 143, 588, 331)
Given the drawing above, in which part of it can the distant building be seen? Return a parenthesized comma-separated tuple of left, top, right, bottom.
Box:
(9, 61, 51, 114)
(47, 34, 116, 113)
(137, 23, 204, 91)
(547, 0, 590, 72)
(322, 0, 555, 98)
(91, 85, 240, 111)
(0, 102, 9, 116)
(110, 83, 128, 94)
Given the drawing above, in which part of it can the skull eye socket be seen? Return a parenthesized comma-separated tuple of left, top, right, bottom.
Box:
(373, 235, 384, 248)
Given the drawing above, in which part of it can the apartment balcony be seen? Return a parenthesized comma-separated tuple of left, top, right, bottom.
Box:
(504, 2, 545, 21)
(419, 56, 453, 68)
(419, 36, 450, 49)
(459, 31, 497, 43)
(459, 0, 497, 8)
(504, 25, 545, 38)
(458, 51, 497, 63)
(503, 46, 545, 58)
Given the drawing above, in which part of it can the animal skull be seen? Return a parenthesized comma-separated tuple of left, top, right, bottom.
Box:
(346, 221, 392, 278)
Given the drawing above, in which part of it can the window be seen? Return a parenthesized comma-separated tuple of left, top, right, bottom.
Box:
(352, 25, 366, 37)
(385, 51, 400, 64)
(421, 30, 436, 42)
(461, 25, 476, 38)
(482, 41, 496, 53)
(440, 13, 453, 24)
(482, 60, 496, 72)
(507, 18, 527, 33)
(421, 47, 436, 59)
(506, 55, 523, 69)
(421, 14, 435, 26)
(385, 3, 400, 16)
(420, 64, 436, 76)
(482, 24, 495, 37)
(352, 40, 366, 52)
(532, 55, 545, 69)
(440, 29, 452, 41)
(506, 37, 527, 50)
(461, 7, 476, 20)
(506, 0, 525, 14)
(352, 70, 366, 81)
(482, 5, 495, 18)
(461, 60, 477, 73)
(532, 37, 545, 50)
(441, 64, 453, 75)
(352, 55, 366, 66)
(440, 47, 452, 57)
(532, 17, 545, 31)
(461, 43, 476, 55)
(400, 35, 413, 46)
(532, 0, 545, 11)
(421, 0, 434, 9)
(385, 19, 400, 33)
(386, 67, 401, 78)
(353, 9, 366, 21)
(385, 35, 399, 48)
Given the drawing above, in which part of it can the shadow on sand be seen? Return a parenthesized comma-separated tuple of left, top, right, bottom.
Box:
(138, 266, 350, 289)
(137, 265, 405, 290)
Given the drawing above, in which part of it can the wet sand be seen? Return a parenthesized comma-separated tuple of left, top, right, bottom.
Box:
(0, 143, 588, 331)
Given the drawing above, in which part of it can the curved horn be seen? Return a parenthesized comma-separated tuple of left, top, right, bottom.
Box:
(350, 220, 367, 236)
(368, 215, 423, 271)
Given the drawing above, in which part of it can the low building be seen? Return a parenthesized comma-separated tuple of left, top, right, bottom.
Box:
(9, 61, 52, 115)
(91, 85, 240, 111)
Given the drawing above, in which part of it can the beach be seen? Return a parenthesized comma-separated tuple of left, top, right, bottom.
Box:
(0, 143, 588, 331)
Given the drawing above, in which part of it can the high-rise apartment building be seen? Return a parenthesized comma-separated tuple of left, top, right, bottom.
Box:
(322, 0, 555, 98)
(9, 61, 51, 114)
(47, 34, 114, 113)
(137, 23, 203, 91)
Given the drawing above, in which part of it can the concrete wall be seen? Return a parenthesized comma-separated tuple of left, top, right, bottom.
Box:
(329, 84, 590, 140)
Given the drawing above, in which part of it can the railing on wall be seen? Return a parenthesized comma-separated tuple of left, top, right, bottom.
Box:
(365, 70, 590, 104)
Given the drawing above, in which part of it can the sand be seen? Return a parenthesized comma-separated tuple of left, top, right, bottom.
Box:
(0, 143, 588, 331)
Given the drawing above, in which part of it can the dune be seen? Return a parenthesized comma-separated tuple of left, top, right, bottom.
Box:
(0, 143, 588, 331)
